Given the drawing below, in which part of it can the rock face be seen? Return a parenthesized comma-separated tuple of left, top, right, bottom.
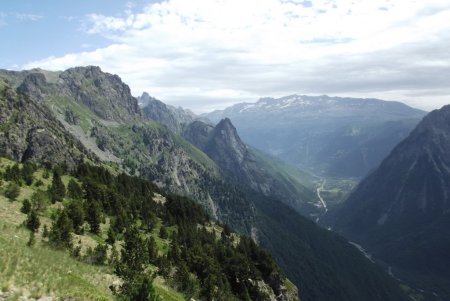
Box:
(204, 118, 250, 175)
(333, 104, 450, 300)
(182, 120, 214, 149)
(183, 119, 323, 217)
(0, 78, 94, 168)
(204, 95, 425, 177)
(58, 66, 141, 121)
(140, 92, 196, 133)
(16, 72, 48, 100)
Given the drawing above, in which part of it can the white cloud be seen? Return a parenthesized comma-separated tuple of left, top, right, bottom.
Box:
(15, 13, 43, 22)
(0, 12, 44, 26)
(24, 0, 450, 113)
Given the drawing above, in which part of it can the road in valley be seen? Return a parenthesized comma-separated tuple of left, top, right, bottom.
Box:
(315, 179, 328, 223)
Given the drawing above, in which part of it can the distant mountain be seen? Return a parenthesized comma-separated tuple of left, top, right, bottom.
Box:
(0, 67, 411, 301)
(139, 92, 198, 134)
(204, 95, 426, 177)
(332, 105, 450, 300)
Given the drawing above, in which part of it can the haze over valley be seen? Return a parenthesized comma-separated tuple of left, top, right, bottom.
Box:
(1, 1, 450, 301)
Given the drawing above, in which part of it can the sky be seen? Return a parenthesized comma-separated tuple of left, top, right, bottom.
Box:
(1, 0, 450, 113)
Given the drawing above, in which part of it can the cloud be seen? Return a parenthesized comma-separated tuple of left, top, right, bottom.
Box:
(23, 0, 450, 113)
(0, 12, 44, 25)
(14, 13, 43, 22)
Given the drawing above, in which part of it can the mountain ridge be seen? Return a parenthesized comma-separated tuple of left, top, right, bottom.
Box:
(203, 94, 426, 177)
(0, 66, 411, 301)
(331, 104, 450, 300)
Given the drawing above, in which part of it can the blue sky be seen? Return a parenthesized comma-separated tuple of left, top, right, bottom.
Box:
(0, 1, 151, 67)
(2, 0, 450, 113)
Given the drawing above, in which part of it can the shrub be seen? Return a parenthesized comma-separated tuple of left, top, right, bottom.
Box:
(4, 183, 20, 200)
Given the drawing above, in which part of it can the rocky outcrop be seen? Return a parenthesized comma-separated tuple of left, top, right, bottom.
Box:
(16, 73, 48, 101)
(0, 82, 95, 168)
(140, 92, 196, 134)
(182, 120, 214, 149)
(58, 66, 141, 121)
(183, 118, 318, 216)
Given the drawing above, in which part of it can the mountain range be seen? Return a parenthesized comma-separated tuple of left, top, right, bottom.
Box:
(0, 66, 410, 301)
(330, 104, 450, 300)
(204, 95, 426, 178)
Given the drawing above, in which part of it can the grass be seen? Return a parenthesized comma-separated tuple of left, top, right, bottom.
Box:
(0, 158, 186, 301)
(47, 94, 97, 133)
(151, 219, 173, 256)
(0, 196, 114, 301)
(154, 279, 184, 301)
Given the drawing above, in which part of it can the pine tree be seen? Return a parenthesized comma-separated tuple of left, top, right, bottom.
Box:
(21, 163, 35, 186)
(67, 199, 85, 234)
(26, 209, 40, 233)
(21, 199, 32, 214)
(49, 170, 65, 203)
(106, 227, 116, 245)
(116, 225, 148, 280)
(4, 164, 21, 183)
(49, 210, 73, 249)
(147, 236, 158, 264)
(86, 200, 102, 234)
(67, 179, 83, 200)
(159, 225, 168, 239)
(120, 273, 161, 301)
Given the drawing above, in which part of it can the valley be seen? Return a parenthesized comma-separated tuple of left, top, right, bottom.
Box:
(0, 67, 415, 301)
(1, 2, 449, 300)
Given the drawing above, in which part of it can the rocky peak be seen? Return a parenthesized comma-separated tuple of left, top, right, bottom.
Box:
(58, 66, 141, 121)
(415, 104, 450, 135)
(207, 118, 248, 164)
(138, 91, 153, 107)
(140, 92, 196, 134)
(16, 73, 48, 100)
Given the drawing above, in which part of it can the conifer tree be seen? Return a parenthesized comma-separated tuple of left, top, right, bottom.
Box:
(147, 236, 158, 264)
(159, 225, 168, 239)
(21, 199, 31, 214)
(4, 164, 21, 183)
(49, 170, 65, 203)
(67, 199, 85, 234)
(120, 273, 161, 301)
(26, 209, 40, 233)
(49, 210, 73, 249)
(117, 225, 148, 280)
(106, 227, 116, 245)
(86, 200, 101, 234)
(67, 179, 83, 200)
(21, 163, 35, 186)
